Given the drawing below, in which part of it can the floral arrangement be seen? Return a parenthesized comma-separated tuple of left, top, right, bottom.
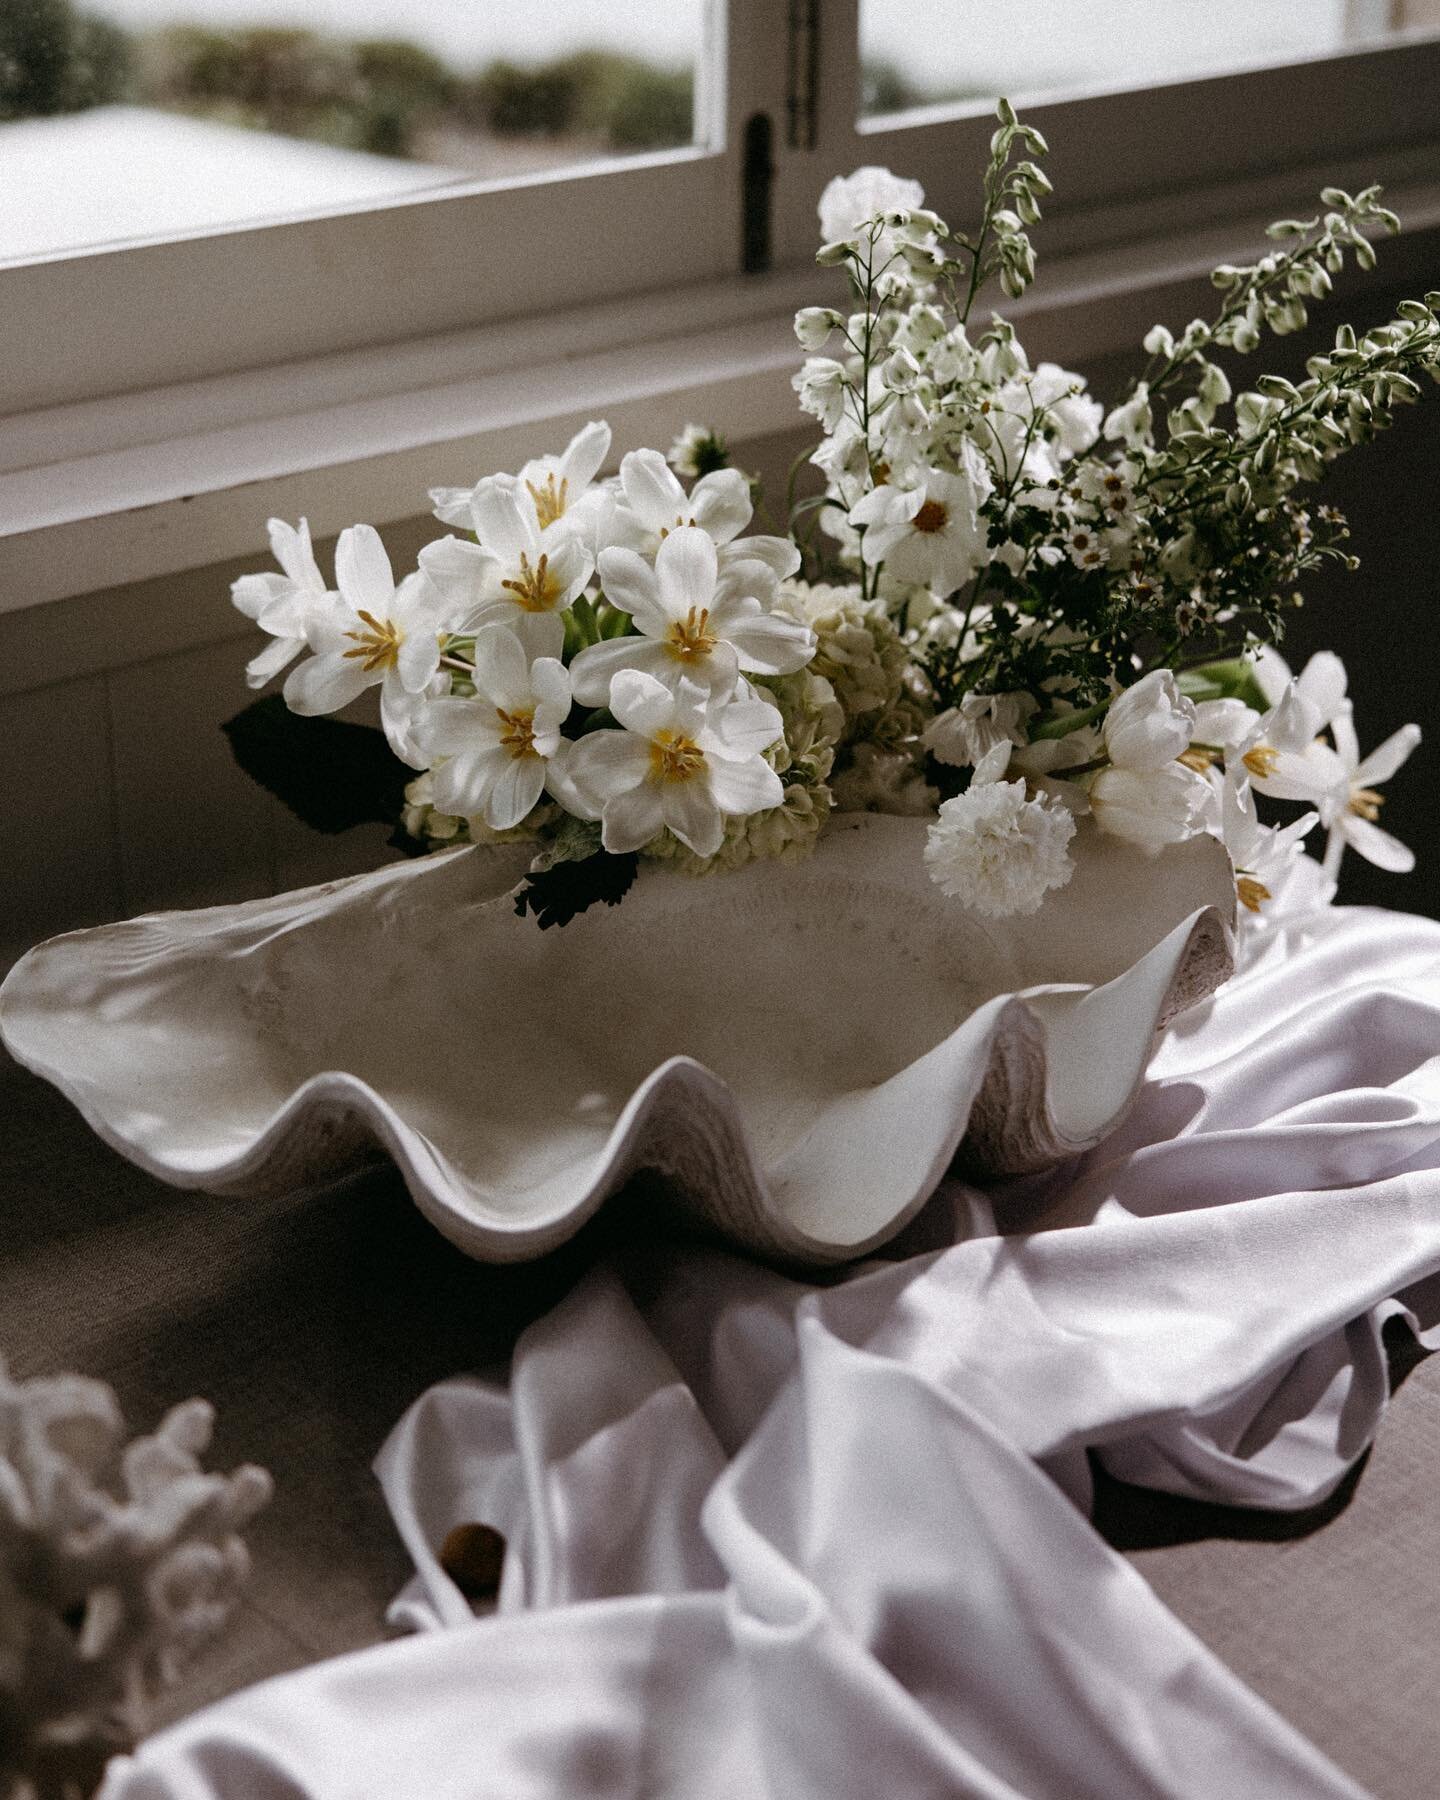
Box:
(0, 1357, 269, 1800)
(231, 101, 1435, 927)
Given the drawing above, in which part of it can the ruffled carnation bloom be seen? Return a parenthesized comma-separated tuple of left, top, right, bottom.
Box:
(924, 748, 1076, 916)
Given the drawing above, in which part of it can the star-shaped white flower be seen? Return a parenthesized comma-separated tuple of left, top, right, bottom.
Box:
(416, 624, 572, 831)
(1251, 700, 1420, 881)
(429, 420, 612, 545)
(570, 526, 814, 705)
(230, 517, 333, 688)
(283, 524, 460, 762)
(419, 479, 594, 662)
(607, 448, 799, 583)
(553, 671, 784, 858)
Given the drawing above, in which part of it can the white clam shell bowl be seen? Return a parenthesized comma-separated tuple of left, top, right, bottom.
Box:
(0, 815, 1235, 1266)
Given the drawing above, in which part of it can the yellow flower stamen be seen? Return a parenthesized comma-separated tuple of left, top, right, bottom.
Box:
(342, 609, 403, 673)
(496, 706, 537, 760)
(526, 473, 569, 529)
(657, 514, 699, 541)
(1237, 875, 1272, 913)
(501, 552, 561, 613)
(1242, 744, 1279, 780)
(1350, 786, 1384, 821)
(664, 606, 718, 663)
(1179, 746, 1219, 773)
(913, 499, 949, 534)
(649, 729, 705, 783)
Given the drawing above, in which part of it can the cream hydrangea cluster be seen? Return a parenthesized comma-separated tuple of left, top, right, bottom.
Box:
(0, 1358, 269, 1799)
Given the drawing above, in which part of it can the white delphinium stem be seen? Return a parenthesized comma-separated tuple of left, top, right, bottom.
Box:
(924, 743, 1076, 916)
(416, 624, 572, 831)
(553, 671, 785, 858)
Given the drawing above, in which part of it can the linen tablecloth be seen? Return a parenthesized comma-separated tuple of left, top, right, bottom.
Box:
(21, 895, 1440, 1797)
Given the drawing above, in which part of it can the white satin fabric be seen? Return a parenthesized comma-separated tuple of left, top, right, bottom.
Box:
(101, 902, 1440, 1800)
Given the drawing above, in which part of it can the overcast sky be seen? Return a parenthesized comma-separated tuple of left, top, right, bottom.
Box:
(89, 0, 1352, 93)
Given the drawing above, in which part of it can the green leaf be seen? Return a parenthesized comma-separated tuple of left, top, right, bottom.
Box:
(222, 695, 411, 834)
(1180, 659, 1270, 713)
(513, 850, 639, 929)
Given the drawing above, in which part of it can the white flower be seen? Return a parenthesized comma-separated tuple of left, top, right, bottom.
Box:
(1251, 700, 1420, 881)
(794, 307, 841, 351)
(1088, 761, 1208, 852)
(416, 624, 572, 830)
(924, 764, 1076, 917)
(1219, 767, 1320, 917)
(230, 517, 332, 688)
(1103, 670, 1196, 771)
(419, 478, 595, 661)
(850, 450, 993, 595)
(1103, 382, 1153, 448)
(1252, 646, 1349, 744)
(818, 166, 926, 249)
(554, 671, 785, 858)
(793, 357, 852, 433)
(283, 525, 461, 761)
(666, 423, 725, 481)
(569, 527, 814, 706)
(429, 420, 611, 542)
(1027, 362, 1103, 458)
(1064, 519, 1107, 571)
(606, 447, 799, 581)
(924, 690, 1037, 768)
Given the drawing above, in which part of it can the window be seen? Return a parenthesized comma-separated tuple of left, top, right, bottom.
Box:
(3, 0, 1439, 607)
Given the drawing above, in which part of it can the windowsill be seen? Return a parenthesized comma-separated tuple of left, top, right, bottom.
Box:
(5, 162, 1440, 616)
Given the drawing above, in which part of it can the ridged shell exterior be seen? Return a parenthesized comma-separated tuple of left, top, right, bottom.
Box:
(0, 816, 1235, 1266)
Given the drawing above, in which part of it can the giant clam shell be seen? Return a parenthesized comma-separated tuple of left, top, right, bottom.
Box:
(0, 816, 1234, 1266)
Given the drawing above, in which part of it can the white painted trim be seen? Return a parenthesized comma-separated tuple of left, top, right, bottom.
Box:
(6, 165, 1439, 617)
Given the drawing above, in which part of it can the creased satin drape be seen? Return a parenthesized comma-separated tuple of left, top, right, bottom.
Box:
(101, 903, 1440, 1799)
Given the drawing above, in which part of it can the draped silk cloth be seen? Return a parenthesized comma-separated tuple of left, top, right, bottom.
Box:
(100, 901, 1440, 1800)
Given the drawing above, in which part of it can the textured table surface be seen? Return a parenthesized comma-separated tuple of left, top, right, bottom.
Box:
(4, 1046, 1437, 1799)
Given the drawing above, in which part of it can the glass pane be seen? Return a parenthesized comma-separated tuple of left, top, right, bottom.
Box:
(0, 0, 706, 261)
(860, 0, 1417, 119)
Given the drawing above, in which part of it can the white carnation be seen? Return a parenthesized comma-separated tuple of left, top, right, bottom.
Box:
(924, 778, 1076, 916)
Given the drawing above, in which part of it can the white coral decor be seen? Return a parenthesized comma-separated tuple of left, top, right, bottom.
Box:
(0, 1358, 270, 1799)
(924, 760, 1076, 917)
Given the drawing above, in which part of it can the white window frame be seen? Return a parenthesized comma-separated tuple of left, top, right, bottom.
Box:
(3, 0, 1439, 615)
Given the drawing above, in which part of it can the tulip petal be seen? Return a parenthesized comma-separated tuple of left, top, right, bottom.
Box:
(283, 651, 374, 716)
(334, 524, 395, 617)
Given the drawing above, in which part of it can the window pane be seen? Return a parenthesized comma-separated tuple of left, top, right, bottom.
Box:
(0, 0, 706, 261)
(859, 0, 1418, 119)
